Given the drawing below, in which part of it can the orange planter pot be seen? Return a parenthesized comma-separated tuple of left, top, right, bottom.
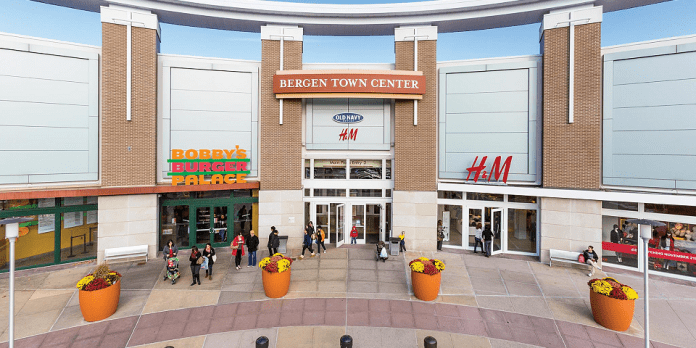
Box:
(79, 280, 121, 322)
(262, 269, 291, 298)
(411, 271, 441, 301)
(590, 290, 635, 331)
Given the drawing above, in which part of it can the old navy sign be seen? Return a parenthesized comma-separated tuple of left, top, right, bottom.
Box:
(333, 113, 363, 124)
(466, 156, 513, 184)
(273, 71, 425, 98)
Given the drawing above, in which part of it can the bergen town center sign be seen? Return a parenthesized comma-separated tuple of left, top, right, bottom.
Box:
(273, 70, 425, 99)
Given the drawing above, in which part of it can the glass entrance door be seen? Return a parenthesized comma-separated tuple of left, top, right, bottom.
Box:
(316, 204, 330, 243)
(195, 205, 228, 247)
(352, 204, 365, 244)
(336, 204, 345, 247)
(491, 208, 503, 254)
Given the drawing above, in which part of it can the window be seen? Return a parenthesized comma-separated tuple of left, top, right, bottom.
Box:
(438, 205, 463, 247)
(314, 159, 346, 179)
(314, 189, 346, 197)
(508, 195, 537, 204)
(438, 191, 463, 199)
(386, 160, 392, 180)
(467, 193, 503, 202)
(644, 204, 696, 217)
(305, 159, 311, 179)
(349, 189, 382, 197)
(350, 160, 383, 179)
(507, 209, 537, 254)
(602, 201, 638, 211)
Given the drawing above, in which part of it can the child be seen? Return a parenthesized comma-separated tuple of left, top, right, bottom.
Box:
(399, 231, 406, 252)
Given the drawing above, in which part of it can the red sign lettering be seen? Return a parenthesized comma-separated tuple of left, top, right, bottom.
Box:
(466, 156, 512, 184)
(339, 128, 358, 141)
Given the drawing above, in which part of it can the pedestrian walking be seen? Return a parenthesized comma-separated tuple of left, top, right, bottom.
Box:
(350, 226, 358, 244)
(307, 221, 315, 238)
(473, 222, 483, 254)
(609, 224, 623, 263)
(300, 228, 315, 259)
(268, 226, 279, 256)
(202, 243, 216, 280)
(437, 220, 444, 251)
(316, 227, 327, 253)
(247, 230, 259, 267)
(231, 233, 245, 270)
(189, 246, 202, 286)
(482, 225, 493, 257)
(399, 231, 407, 252)
(584, 245, 601, 277)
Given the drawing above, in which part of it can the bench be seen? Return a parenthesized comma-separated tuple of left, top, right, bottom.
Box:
(104, 245, 149, 263)
(549, 249, 591, 270)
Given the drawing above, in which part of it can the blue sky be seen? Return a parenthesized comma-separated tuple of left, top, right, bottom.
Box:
(1, 0, 694, 63)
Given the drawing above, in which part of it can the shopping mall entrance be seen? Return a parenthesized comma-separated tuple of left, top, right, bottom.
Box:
(307, 200, 392, 247)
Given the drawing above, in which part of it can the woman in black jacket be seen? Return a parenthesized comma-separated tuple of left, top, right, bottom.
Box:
(246, 230, 260, 267)
(267, 226, 279, 256)
(202, 243, 216, 280)
(189, 246, 201, 286)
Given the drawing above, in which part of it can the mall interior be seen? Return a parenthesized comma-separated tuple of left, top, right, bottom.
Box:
(0, 0, 695, 283)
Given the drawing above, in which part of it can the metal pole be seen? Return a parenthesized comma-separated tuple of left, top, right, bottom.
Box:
(8, 236, 16, 348)
(644, 237, 649, 348)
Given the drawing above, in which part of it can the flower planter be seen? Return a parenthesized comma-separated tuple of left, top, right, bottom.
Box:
(590, 290, 635, 331)
(262, 269, 291, 298)
(411, 271, 441, 301)
(79, 280, 121, 322)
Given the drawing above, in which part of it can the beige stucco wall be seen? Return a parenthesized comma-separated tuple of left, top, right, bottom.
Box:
(393, 191, 437, 251)
(97, 194, 158, 262)
(258, 190, 304, 250)
(540, 197, 602, 263)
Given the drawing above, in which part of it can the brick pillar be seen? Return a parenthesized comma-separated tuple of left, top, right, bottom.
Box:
(541, 6, 602, 190)
(393, 26, 437, 251)
(101, 6, 159, 187)
(259, 26, 304, 249)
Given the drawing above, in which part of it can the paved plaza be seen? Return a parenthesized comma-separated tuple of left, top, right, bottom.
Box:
(0, 246, 695, 348)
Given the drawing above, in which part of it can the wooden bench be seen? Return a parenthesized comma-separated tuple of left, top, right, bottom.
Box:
(549, 249, 591, 270)
(104, 245, 149, 263)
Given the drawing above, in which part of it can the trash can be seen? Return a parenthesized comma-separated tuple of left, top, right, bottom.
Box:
(278, 236, 289, 254)
(389, 237, 400, 256)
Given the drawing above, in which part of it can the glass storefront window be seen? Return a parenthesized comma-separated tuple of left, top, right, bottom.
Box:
(601, 216, 640, 269)
(161, 205, 190, 248)
(644, 204, 696, 217)
(314, 189, 346, 197)
(467, 192, 504, 202)
(438, 205, 463, 247)
(386, 160, 392, 180)
(507, 209, 537, 254)
(438, 191, 463, 200)
(385, 189, 392, 198)
(508, 195, 537, 204)
(304, 189, 311, 196)
(0, 215, 55, 271)
(305, 159, 311, 179)
(468, 208, 482, 249)
(233, 204, 250, 240)
(349, 189, 382, 197)
(314, 159, 346, 179)
(602, 201, 638, 211)
(61, 211, 98, 262)
(648, 220, 696, 278)
(350, 160, 383, 179)
(0, 199, 41, 211)
(352, 205, 365, 240)
(232, 190, 252, 198)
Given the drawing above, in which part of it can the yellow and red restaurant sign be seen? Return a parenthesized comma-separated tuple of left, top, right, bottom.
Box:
(167, 148, 250, 186)
(273, 70, 425, 99)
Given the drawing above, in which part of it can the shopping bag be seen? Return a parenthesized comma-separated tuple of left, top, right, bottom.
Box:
(200, 256, 209, 270)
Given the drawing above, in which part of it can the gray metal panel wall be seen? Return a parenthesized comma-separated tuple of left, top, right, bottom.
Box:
(439, 59, 541, 183)
(603, 44, 696, 190)
(0, 41, 99, 185)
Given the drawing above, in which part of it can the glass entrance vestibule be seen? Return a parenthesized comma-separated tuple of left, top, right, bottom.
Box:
(306, 200, 392, 246)
(437, 192, 539, 255)
(159, 190, 258, 250)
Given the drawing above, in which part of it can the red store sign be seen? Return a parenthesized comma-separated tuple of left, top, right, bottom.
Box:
(465, 156, 513, 184)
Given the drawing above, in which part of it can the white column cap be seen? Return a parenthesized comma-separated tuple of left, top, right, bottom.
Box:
(261, 25, 303, 41)
(540, 5, 602, 39)
(395, 26, 437, 42)
(101, 5, 161, 39)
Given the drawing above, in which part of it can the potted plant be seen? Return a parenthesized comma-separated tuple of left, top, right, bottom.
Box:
(76, 263, 122, 322)
(588, 277, 639, 331)
(258, 253, 293, 298)
(409, 257, 446, 301)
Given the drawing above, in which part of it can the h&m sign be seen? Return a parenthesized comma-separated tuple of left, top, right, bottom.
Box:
(466, 156, 513, 184)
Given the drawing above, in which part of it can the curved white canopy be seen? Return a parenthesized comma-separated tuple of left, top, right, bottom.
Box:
(33, 0, 669, 35)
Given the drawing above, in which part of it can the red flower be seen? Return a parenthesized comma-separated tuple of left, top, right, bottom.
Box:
(610, 288, 627, 300)
(265, 263, 279, 273)
(423, 264, 438, 275)
(84, 278, 109, 291)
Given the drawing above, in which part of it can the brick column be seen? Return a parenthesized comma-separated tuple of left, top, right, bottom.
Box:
(101, 6, 159, 187)
(259, 26, 304, 249)
(393, 26, 438, 251)
(541, 6, 602, 190)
